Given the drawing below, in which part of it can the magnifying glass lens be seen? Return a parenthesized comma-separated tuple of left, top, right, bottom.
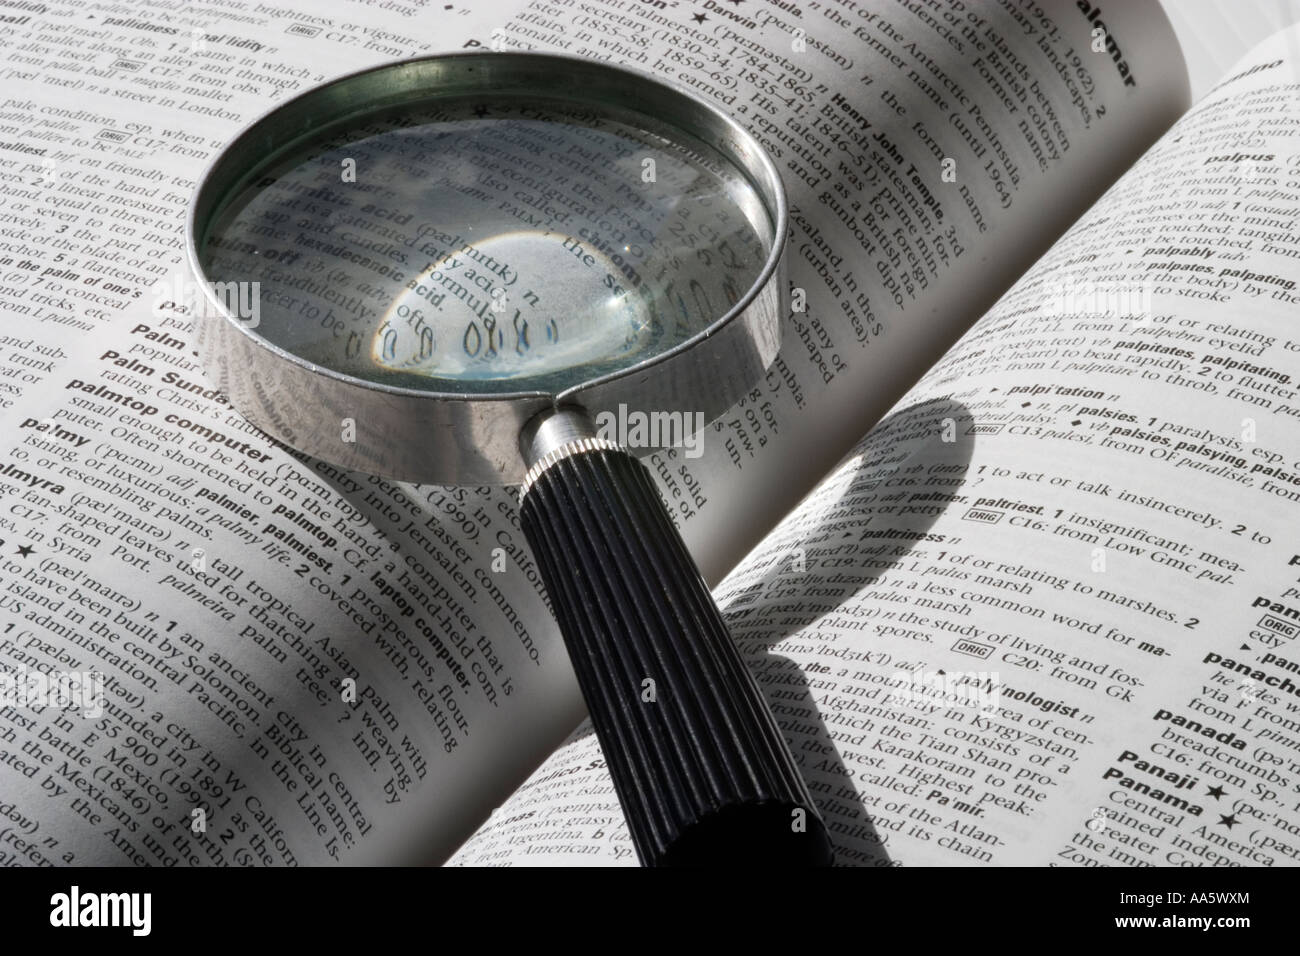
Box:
(200, 98, 774, 394)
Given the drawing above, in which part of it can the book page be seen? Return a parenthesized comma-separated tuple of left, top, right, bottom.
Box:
(0, 0, 581, 867)
(450, 26, 1300, 866)
(509, 0, 1192, 585)
(0, 0, 1187, 866)
(1160, 0, 1300, 98)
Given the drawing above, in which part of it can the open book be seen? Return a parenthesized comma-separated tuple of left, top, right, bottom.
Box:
(2, 0, 1298, 866)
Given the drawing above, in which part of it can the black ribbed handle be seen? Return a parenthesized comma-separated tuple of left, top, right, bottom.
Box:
(520, 442, 832, 867)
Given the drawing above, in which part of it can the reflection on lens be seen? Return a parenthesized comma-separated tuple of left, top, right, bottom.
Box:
(201, 98, 773, 394)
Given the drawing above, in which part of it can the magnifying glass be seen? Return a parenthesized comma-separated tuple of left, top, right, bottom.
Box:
(188, 52, 832, 866)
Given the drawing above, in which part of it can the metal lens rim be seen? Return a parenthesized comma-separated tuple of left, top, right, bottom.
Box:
(186, 50, 789, 406)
